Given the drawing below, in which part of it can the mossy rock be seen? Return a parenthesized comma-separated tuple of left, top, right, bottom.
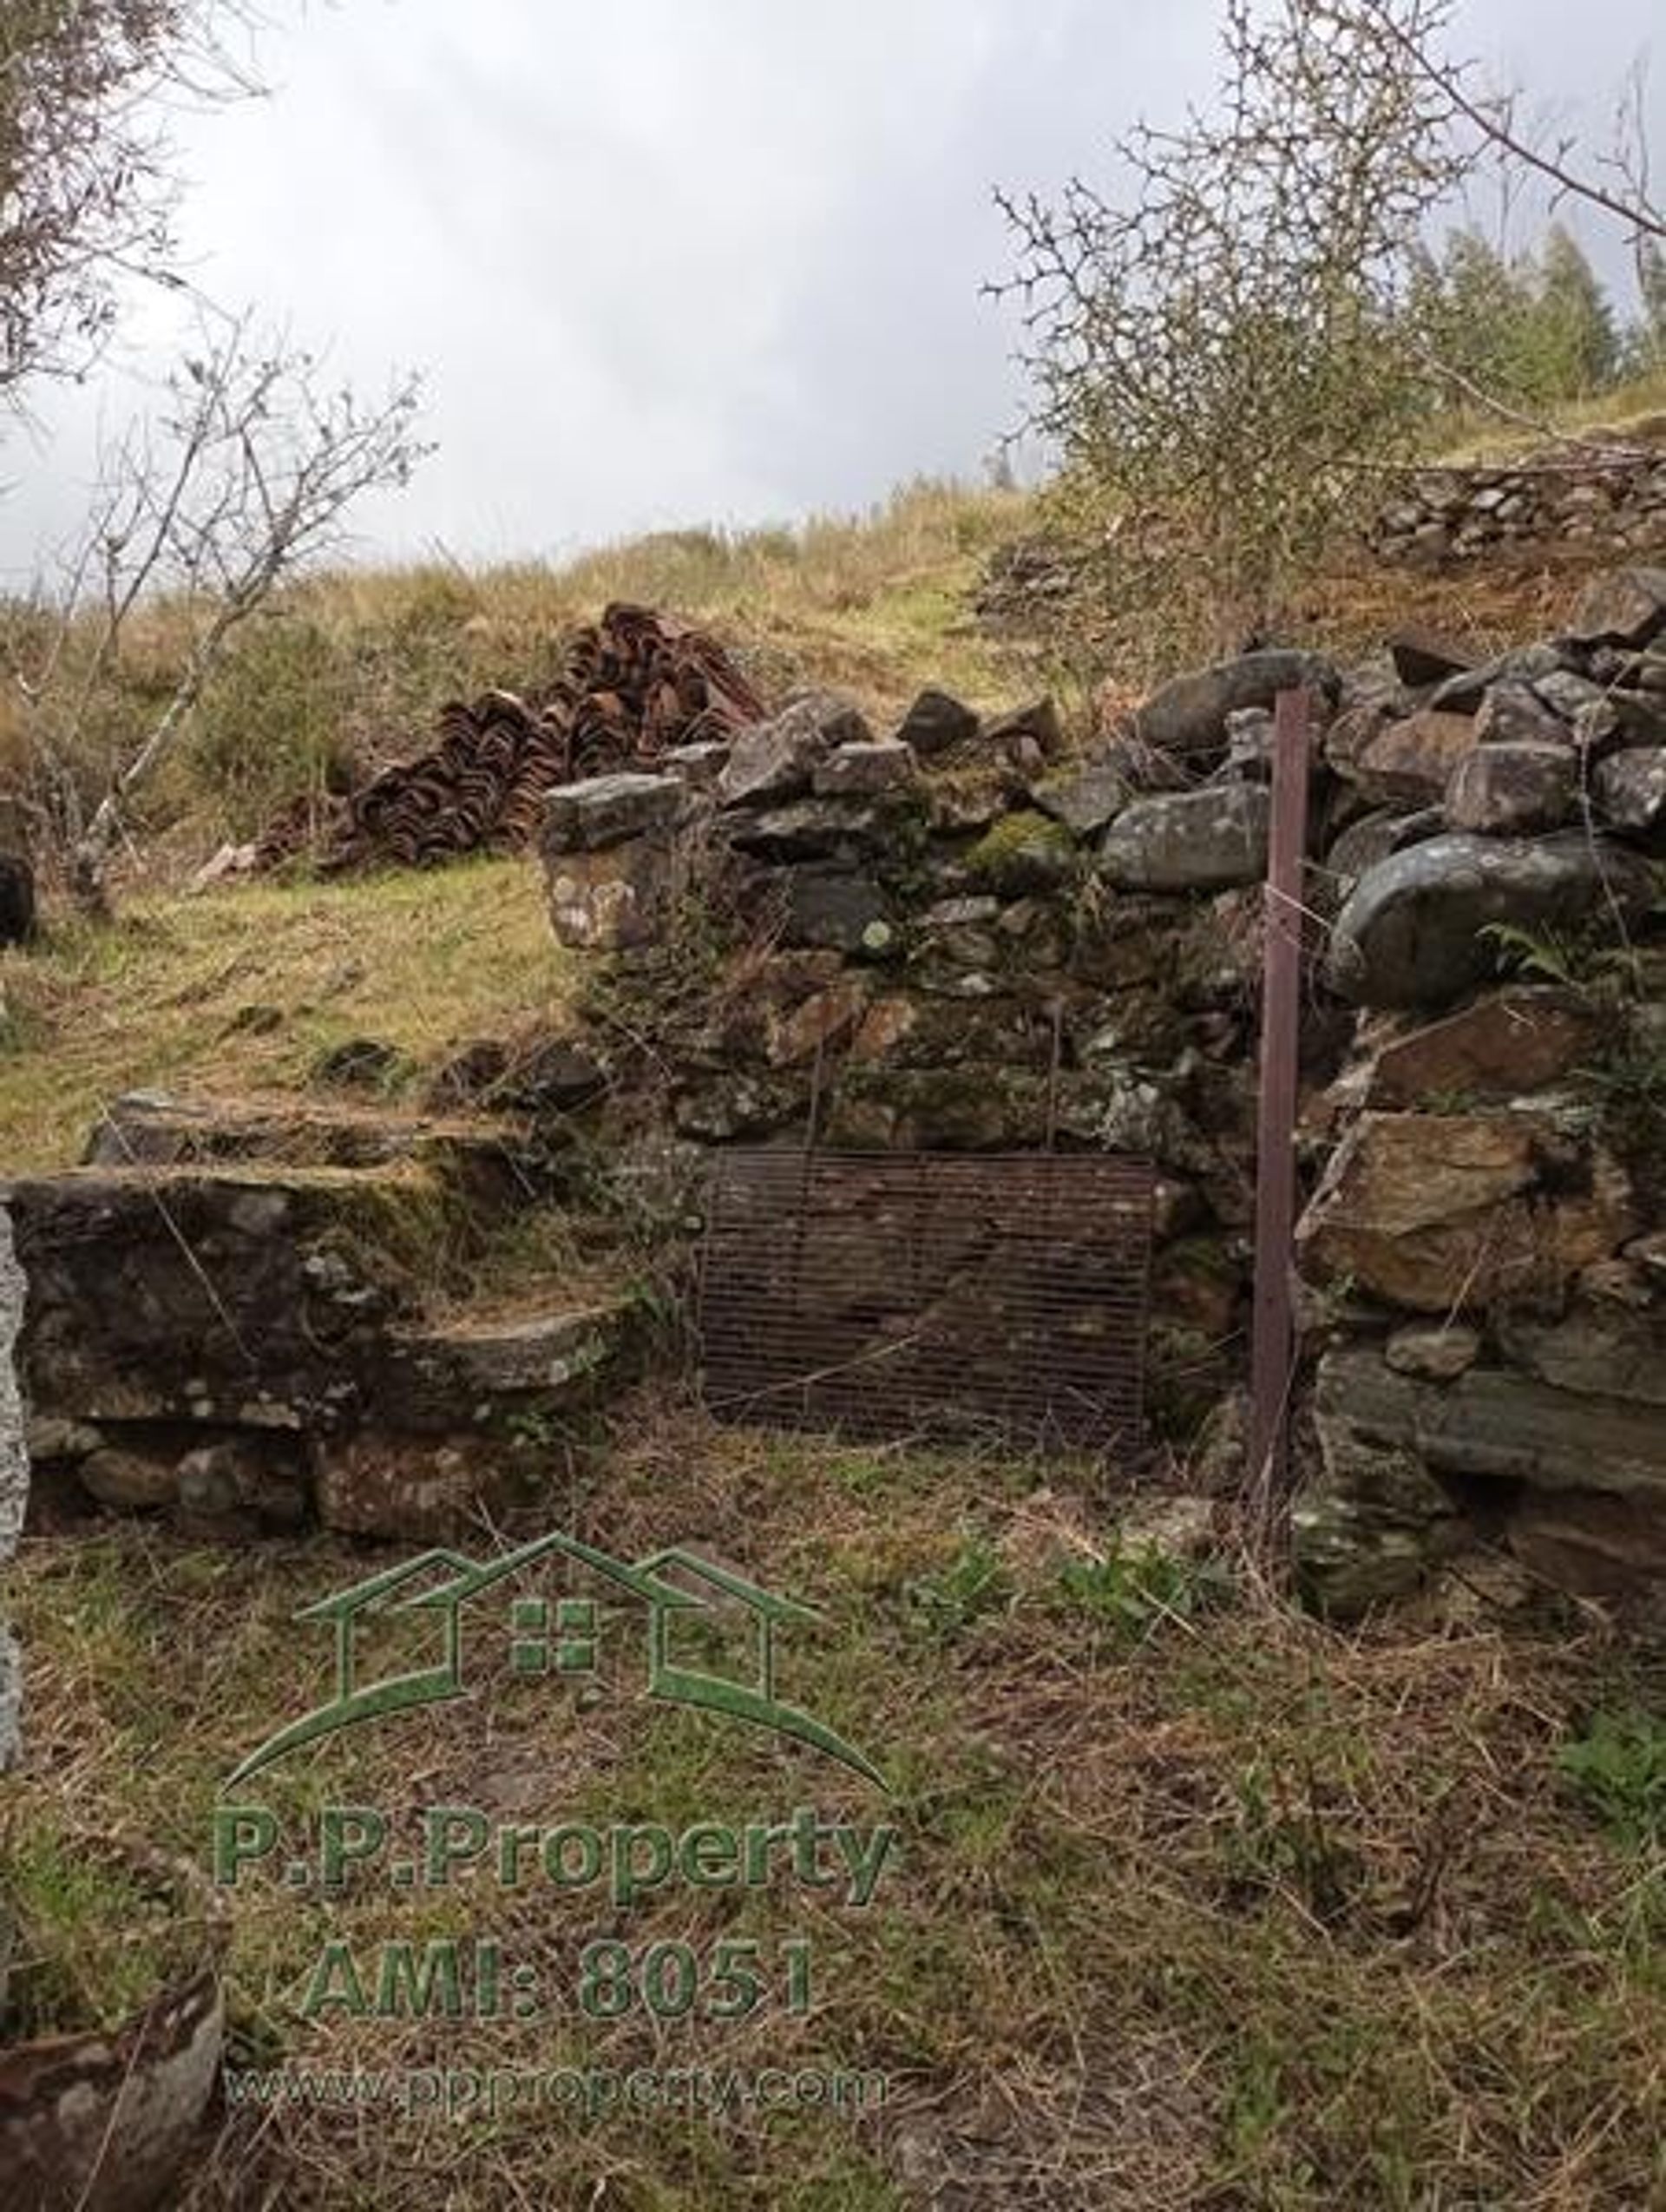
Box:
(962, 810, 1080, 897)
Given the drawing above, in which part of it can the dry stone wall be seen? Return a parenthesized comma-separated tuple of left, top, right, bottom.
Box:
(541, 564, 1666, 1622)
(1368, 442, 1666, 565)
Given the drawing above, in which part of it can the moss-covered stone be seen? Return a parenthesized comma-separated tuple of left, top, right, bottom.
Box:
(962, 810, 1079, 897)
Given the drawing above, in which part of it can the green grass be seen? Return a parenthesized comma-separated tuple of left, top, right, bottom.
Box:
(0, 857, 568, 1171)
(4, 1402, 1663, 2209)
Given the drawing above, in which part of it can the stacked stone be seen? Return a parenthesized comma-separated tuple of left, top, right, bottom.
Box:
(1292, 565, 1666, 1619)
(1368, 446, 1666, 565)
(540, 566, 1666, 1616)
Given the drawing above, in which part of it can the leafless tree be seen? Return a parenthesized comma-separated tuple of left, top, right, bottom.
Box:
(11, 315, 430, 906)
(1351, 0, 1663, 249)
(0, 2, 262, 400)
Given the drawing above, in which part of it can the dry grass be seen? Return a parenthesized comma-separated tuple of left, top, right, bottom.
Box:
(1422, 365, 1666, 468)
(0, 478, 1040, 863)
(4, 1396, 1663, 2209)
(0, 859, 567, 1172)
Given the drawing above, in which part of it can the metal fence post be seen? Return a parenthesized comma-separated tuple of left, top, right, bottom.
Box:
(1248, 686, 1311, 1513)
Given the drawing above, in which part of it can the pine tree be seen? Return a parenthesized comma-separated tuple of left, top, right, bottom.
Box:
(1532, 225, 1621, 394)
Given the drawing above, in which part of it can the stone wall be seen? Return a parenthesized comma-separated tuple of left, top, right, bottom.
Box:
(541, 564, 1666, 1618)
(8, 562, 1666, 1619)
(1368, 441, 1666, 566)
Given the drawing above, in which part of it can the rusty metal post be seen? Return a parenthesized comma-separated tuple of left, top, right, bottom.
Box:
(1248, 687, 1311, 1511)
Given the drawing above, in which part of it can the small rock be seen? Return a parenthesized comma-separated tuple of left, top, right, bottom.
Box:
(1367, 989, 1598, 1109)
(495, 1039, 610, 1113)
(1565, 565, 1666, 649)
(80, 1444, 179, 1511)
(312, 1037, 410, 1093)
(546, 836, 684, 952)
(725, 798, 891, 863)
(981, 698, 1064, 763)
(964, 810, 1079, 896)
(0, 853, 36, 948)
(542, 773, 685, 854)
(1532, 670, 1616, 738)
(1029, 761, 1129, 837)
(1387, 628, 1473, 687)
(25, 1417, 102, 1464)
(811, 741, 919, 797)
(1594, 747, 1666, 833)
(1324, 807, 1443, 891)
(1385, 1323, 1481, 1381)
(1116, 1493, 1219, 1557)
(1428, 642, 1567, 713)
(1473, 682, 1572, 749)
(1444, 741, 1577, 835)
(1295, 1111, 1633, 1313)
(764, 981, 868, 1068)
(895, 688, 979, 758)
(718, 693, 870, 805)
(659, 741, 731, 788)
(780, 867, 898, 957)
(1328, 706, 1480, 805)
(1135, 650, 1337, 761)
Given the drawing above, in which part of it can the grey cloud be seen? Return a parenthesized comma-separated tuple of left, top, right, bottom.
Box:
(2, 0, 1659, 573)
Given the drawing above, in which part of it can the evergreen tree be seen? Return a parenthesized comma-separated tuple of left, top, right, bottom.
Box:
(1532, 225, 1620, 394)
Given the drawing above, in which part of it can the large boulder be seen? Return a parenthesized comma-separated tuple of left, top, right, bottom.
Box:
(1099, 785, 1270, 892)
(1326, 830, 1656, 1008)
(1133, 650, 1336, 762)
(1295, 1111, 1634, 1313)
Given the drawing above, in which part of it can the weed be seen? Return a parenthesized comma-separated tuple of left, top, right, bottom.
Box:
(904, 1531, 1014, 1644)
(1051, 1539, 1234, 1644)
(1558, 1709, 1666, 1848)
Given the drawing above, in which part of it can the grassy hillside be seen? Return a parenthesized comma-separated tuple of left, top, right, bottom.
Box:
(0, 479, 1040, 870)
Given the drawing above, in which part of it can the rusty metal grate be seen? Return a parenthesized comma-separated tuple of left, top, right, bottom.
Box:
(698, 1151, 1155, 1453)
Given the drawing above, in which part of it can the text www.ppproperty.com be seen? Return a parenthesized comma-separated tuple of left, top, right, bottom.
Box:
(223, 2061, 890, 2122)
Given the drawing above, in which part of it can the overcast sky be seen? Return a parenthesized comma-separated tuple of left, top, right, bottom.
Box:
(3, 0, 1659, 574)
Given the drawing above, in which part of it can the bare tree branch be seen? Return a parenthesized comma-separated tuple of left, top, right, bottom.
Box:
(8, 317, 430, 904)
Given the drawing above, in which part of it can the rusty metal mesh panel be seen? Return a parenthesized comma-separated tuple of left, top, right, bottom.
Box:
(698, 1151, 1155, 1452)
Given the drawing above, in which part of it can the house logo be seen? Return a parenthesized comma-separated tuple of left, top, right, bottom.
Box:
(226, 1529, 888, 1792)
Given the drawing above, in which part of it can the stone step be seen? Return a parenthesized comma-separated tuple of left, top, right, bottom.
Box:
(371, 1298, 639, 1431)
(82, 1089, 552, 1210)
(3, 1161, 464, 1429)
